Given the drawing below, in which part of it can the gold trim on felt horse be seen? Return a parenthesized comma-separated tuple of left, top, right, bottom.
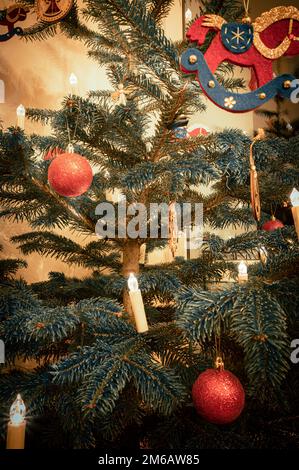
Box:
(253, 6, 299, 31)
(253, 6, 299, 59)
(202, 14, 226, 30)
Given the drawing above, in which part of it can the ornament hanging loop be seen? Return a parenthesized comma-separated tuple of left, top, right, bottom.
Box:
(243, 0, 250, 19)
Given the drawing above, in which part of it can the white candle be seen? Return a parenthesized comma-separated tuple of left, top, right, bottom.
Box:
(238, 261, 248, 283)
(16, 104, 25, 130)
(185, 8, 192, 22)
(128, 273, 148, 333)
(69, 73, 78, 95)
(6, 394, 26, 449)
(290, 188, 299, 240)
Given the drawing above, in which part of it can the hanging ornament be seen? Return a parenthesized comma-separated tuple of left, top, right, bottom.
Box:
(185, 8, 192, 23)
(249, 128, 265, 223)
(0, 4, 29, 42)
(35, 0, 73, 23)
(181, 5, 299, 112)
(262, 216, 284, 231)
(111, 84, 130, 106)
(48, 149, 93, 197)
(192, 357, 245, 424)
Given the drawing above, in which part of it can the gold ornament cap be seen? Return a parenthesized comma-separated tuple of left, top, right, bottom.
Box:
(215, 356, 224, 371)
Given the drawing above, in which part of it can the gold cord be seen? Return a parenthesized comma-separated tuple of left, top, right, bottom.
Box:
(214, 318, 224, 370)
(243, 0, 250, 17)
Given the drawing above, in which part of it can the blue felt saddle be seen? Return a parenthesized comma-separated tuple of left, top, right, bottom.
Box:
(221, 22, 253, 54)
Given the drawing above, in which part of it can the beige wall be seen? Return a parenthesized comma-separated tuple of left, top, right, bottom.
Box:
(0, 2, 107, 282)
(0, 0, 298, 281)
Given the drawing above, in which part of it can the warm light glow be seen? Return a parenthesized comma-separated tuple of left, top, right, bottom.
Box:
(185, 8, 192, 21)
(290, 188, 299, 207)
(128, 273, 139, 292)
(10, 394, 26, 425)
(238, 261, 247, 275)
(69, 73, 78, 86)
(16, 104, 25, 117)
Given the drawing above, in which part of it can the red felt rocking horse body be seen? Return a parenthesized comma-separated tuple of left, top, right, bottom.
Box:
(187, 6, 299, 90)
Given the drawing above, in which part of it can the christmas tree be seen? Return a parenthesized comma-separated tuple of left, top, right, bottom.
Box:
(0, 0, 299, 450)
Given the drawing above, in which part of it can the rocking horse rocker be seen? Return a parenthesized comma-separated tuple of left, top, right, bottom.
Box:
(181, 6, 299, 112)
(0, 4, 29, 41)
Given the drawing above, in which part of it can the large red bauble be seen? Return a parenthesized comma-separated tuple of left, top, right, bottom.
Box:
(192, 369, 245, 424)
(262, 217, 284, 231)
(48, 152, 93, 197)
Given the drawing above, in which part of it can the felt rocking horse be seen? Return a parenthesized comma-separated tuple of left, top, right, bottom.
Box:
(181, 5, 299, 112)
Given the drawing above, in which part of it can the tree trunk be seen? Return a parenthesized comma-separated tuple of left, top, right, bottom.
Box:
(122, 239, 141, 318)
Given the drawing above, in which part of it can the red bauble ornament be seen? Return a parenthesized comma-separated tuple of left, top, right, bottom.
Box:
(192, 368, 245, 424)
(48, 152, 93, 197)
(262, 216, 284, 231)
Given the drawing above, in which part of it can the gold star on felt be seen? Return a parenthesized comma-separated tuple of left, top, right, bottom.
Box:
(231, 27, 245, 44)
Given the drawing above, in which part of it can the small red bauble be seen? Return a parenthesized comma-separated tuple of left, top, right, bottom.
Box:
(48, 152, 93, 197)
(262, 217, 284, 231)
(192, 368, 245, 424)
(187, 124, 210, 138)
